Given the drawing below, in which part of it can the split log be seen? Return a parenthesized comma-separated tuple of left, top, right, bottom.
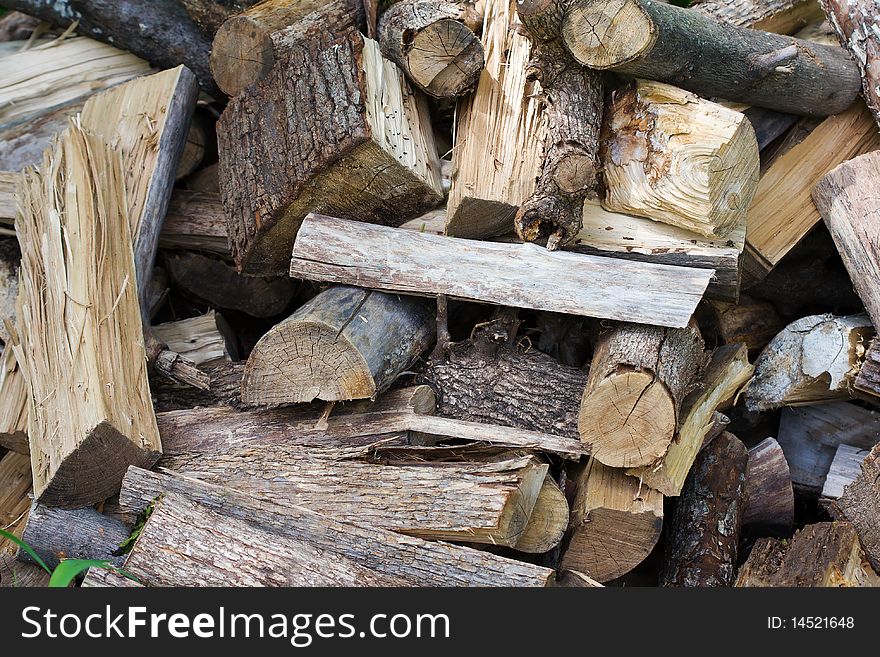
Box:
(378, 0, 483, 98)
(164, 251, 297, 318)
(745, 314, 874, 411)
(0, 451, 31, 556)
(777, 402, 880, 493)
(151, 360, 246, 413)
(696, 295, 784, 356)
(513, 0, 604, 249)
(578, 322, 706, 468)
(515, 476, 569, 554)
(185, 162, 220, 193)
(175, 114, 207, 181)
(834, 443, 880, 571)
(0, 99, 85, 173)
(0, 0, 218, 94)
(813, 151, 880, 326)
(554, 570, 603, 587)
(0, 237, 19, 344)
(692, 0, 824, 33)
(153, 311, 236, 367)
(1, 558, 49, 588)
(210, 0, 365, 97)
(746, 101, 880, 277)
(661, 432, 748, 587)
(158, 192, 227, 253)
(218, 29, 443, 276)
(560, 0, 861, 116)
(120, 469, 554, 586)
(11, 125, 161, 508)
(855, 338, 880, 398)
(600, 79, 759, 239)
(822, 444, 870, 500)
(822, 0, 880, 129)
(736, 521, 879, 586)
(242, 286, 434, 407)
(444, 0, 546, 238)
(560, 459, 664, 582)
(289, 213, 713, 328)
(573, 200, 744, 302)
(0, 172, 14, 220)
(625, 343, 753, 496)
(743, 437, 794, 528)
(0, 349, 27, 455)
(19, 503, 129, 571)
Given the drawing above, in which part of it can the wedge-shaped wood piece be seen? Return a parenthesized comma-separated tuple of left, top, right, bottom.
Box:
(0, 349, 27, 455)
(823, 444, 870, 500)
(120, 468, 554, 586)
(218, 29, 443, 276)
(626, 343, 753, 496)
(560, 0, 860, 116)
(12, 125, 161, 508)
(242, 286, 434, 407)
(601, 80, 759, 239)
(579, 322, 706, 468)
(561, 459, 663, 582)
(834, 443, 880, 572)
(290, 214, 713, 327)
(744, 437, 794, 528)
(736, 521, 879, 587)
(0, 451, 32, 556)
(693, 0, 824, 33)
(745, 314, 874, 411)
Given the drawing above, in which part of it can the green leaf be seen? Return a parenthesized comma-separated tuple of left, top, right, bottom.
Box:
(48, 560, 111, 588)
(0, 528, 51, 574)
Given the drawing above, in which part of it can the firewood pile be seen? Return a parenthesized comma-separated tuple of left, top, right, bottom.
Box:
(1, 0, 880, 589)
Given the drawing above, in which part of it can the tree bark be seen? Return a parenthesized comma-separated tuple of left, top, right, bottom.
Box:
(177, 0, 261, 35)
(743, 437, 794, 529)
(692, 0, 824, 33)
(561, 0, 861, 116)
(661, 432, 748, 587)
(696, 294, 784, 357)
(579, 321, 706, 468)
(855, 338, 880, 398)
(378, 0, 484, 98)
(210, 0, 365, 97)
(833, 443, 880, 572)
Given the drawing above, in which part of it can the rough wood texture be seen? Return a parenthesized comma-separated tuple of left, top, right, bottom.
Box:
(80, 568, 142, 588)
(445, 0, 545, 238)
(210, 0, 365, 97)
(579, 322, 706, 468)
(378, 0, 484, 98)
(0, 99, 85, 173)
(289, 213, 713, 328)
(823, 443, 869, 499)
(561, 459, 664, 582)
(0, 237, 19, 344)
(153, 311, 234, 367)
(834, 442, 880, 571)
(745, 314, 874, 411)
(513, 0, 604, 249)
(855, 338, 880, 398)
(744, 437, 794, 528)
(661, 432, 747, 587)
(601, 80, 759, 239)
(746, 101, 880, 276)
(777, 402, 880, 493)
(0, 348, 27, 455)
(159, 191, 228, 253)
(697, 295, 784, 356)
(0, 0, 217, 93)
(736, 521, 878, 586)
(12, 125, 161, 508)
(561, 0, 860, 116)
(515, 476, 569, 553)
(19, 503, 129, 570)
(0, 451, 31, 560)
(179, 0, 261, 34)
(218, 29, 443, 276)
(150, 359, 245, 412)
(813, 151, 880, 327)
(822, 0, 880, 128)
(121, 470, 554, 586)
(692, 0, 824, 33)
(626, 343, 753, 496)
(242, 286, 434, 407)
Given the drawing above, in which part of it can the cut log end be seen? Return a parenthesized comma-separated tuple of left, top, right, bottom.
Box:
(561, 0, 655, 69)
(514, 476, 569, 554)
(210, 16, 275, 97)
(406, 19, 484, 97)
(579, 370, 676, 468)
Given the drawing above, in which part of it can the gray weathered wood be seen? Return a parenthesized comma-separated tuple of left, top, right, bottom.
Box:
(822, 444, 870, 500)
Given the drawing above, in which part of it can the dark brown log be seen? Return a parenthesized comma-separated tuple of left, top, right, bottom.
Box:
(834, 443, 880, 572)
(0, 10, 39, 40)
(151, 360, 245, 412)
(561, 0, 861, 116)
(743, 437, 794, 529)
(661, 432, 748, 587)
(855, 338, 880, 398)
(696, 294, 784, 357)
(0, 0, 218, 94)
(178, 0, 261, 34)
(579, 321, 706, 468)
(218, 28, 443, 276)
(378, 0, 484, 98)
(210, 0, 365, 97)
(692, 0, 824, 33)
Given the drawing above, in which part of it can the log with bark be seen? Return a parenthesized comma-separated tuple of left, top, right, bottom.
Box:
(11, 125, 162, 508)
(743, 437, 794, 529)
(560, 0, 861, 116)
(218, 28, 443, 276)
(242, 286, 435, 407)
(745, 314, 874, 411)
(0, 348, 27, 455)
(378, 0, 484, 98)
(832, 442, 880, 572)
(560, 459, 664, 582)
(855, 338, 880, 398)
(692, 0, 824, 33)
(210, 0, 365, 97)
(736, 521, 879, 586)
(600, 79, 759, 240)
(120, 469, 555, 586)
(578, 321, 706, 468)
(696, 295, 784, 356)
(158, 192, 228, 253)
(661, 432, 748, 587)
(289, 213, 713, 328)
(178, 0, 261, 34)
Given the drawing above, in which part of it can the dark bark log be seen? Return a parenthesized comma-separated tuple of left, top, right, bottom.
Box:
(177, 0, 260, 34)
(833, 443, 880, 572)
(561, 0, 861, 116)
(661, 432, 748, 587)
(696, 294, 784, 357)
(692, 0, 824, 33)
(855, 338, 880, 398)
(743, 437, 794, 529)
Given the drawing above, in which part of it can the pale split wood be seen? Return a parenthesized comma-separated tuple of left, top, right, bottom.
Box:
(153, 311, 233, 367)
(822, 444, 870, 500)
(0, 348, 28, 455)
(514, 476, 569, 554)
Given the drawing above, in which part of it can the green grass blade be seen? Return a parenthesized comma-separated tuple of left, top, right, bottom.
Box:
(48, 559, 111, 588)
(0, 528, 51, 574)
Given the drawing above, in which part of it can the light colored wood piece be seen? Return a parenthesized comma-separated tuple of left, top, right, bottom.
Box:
(823, 443, 870, 499)
(153, 311, 232, 367)
(514, 475, 569, 554)
(0, 349, 28, 455)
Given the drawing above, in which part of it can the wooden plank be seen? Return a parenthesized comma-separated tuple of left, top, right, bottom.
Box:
(290, 213, 713, 328)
